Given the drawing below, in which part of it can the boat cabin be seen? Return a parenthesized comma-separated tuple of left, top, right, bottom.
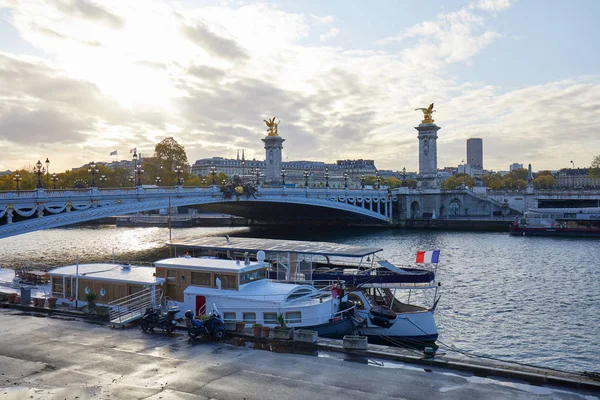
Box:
(48, 263, 164, 304)
(154, 255, 268, 303)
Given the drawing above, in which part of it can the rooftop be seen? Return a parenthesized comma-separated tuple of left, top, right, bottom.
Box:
(48, 264, 162, 285)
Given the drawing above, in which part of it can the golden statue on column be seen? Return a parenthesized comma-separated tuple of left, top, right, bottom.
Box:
(264, 117, 280, 136)
(415, 103, 435, 124)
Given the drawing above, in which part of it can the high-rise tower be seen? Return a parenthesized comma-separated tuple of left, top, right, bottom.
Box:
(467, 138, 483, 169)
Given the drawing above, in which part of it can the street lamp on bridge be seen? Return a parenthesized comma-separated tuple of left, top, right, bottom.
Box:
(304, 169, 309, 187)
(33, 160, 46, 189)
(155, 176, 161, 185)
(343, 171, 348, 189)
(135, 163, 144, 187)
(13, 172, 21, 191)
(255, 168, 260, 185)
(210, 164, 217, 185)
(129, 175, 135, 185)
(376, 174, 381, 190)
(88, 161, 99, 187)
(51, 173, 58, 189)
(281, 168, 286, 186)
(360, 174, 365, 189)
(175, 165, 183, 186)
(325, 167, 329, 188)
(99, 174, 107, 187)
(45, 158, 50, 189)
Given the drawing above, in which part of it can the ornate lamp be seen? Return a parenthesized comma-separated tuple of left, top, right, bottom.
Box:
(88, 161, 99, 187)
(304, 169, 309, 187)
(51, 173, 58, 189)
(281, 168, 286, 186)
(210, 164, 217, 185)
(13, 172, 22, 191)
(99, 174, 107, 187)
(343, 171, 348, 188)
(325, 167, 329, 188)
(175, 165, 183, 186)
(45, 158, 50, 188)
(360, 174, 365, 189)
(33, 160, 46, 189)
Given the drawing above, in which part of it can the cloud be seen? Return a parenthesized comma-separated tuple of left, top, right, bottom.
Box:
(181, 20, 249, 62)
(320, 28, 340, 42)
(55, 0, 124, 29)
(472, 0, 514, 12)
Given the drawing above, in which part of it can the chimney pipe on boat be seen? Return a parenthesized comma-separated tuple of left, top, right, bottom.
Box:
(244, 252, 249, 265)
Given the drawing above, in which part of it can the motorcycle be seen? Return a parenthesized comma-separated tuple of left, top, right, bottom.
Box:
(140, 306, 179, 334)
(184, 309, 226, 340)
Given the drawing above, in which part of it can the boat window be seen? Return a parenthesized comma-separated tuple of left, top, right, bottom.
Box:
(242, 312, 256, 324)
(223, 312, 236, 322)
(191, 271, 212, 287)
(286, 288, 313, 301)
(239, 269, 266, 285)
(263, 312, 277, 324)
(166, 269, 177, 282)
(214, 273, 237, 290)
(348, 294, 365, 309)
(285, 311, 301, 323)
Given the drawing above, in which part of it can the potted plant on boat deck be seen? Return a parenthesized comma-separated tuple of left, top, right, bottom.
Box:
(252, 323, 263, 337)
(272, 313, 293, 340)
(84, 292, 97, 314)
(236, 321, 246, 333)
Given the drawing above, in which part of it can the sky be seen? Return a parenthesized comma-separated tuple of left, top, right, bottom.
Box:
(0, 0, 599, 174)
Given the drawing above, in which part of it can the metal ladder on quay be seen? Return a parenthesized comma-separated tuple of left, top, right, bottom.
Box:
(108, 288, 163, 327)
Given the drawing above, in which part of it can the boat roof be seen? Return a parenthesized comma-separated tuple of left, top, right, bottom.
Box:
(154, 256, 264, 273)
(48, 264, 163, 285)
(167, 237, 382, 258)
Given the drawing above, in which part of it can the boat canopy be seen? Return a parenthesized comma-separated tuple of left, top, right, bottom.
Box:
(167, 237, 383, 258)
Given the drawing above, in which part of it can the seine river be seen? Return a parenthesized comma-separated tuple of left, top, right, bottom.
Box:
(0, 225, 598, 374)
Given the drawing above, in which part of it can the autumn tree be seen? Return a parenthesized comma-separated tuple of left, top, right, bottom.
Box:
(590, 155, 600, 180)
(533, 175, 556, 189)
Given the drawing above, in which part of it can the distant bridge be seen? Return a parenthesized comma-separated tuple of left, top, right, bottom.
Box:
(0, 186, 397, 239)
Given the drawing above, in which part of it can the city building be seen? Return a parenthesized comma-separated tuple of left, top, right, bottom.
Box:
(466, 138, 483, 169)
(509, 163, 523, 171)
(191, 155, 378, 188)
(554, 168, 600, 189)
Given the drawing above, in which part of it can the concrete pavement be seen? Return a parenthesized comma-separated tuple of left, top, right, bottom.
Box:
(0, 309, 598, 400)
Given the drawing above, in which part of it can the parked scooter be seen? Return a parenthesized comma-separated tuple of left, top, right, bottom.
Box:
(184, 309, 226, 340)
(140, 306, 179, 334)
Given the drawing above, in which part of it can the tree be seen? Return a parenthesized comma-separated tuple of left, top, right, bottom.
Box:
(590, 155, 600, 180)
(533, 175, 556, 189)
(154, 137, 188, 172)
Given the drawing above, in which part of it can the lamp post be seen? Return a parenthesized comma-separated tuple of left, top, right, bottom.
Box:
(128, 175, 135, 185)
(51, 173, 58, 189)
(325, 167, 329, 188)
(175, 165, 183, 186)
(201, 178, 206, 186)
(255, 168, 260, 185)
(99, 174, 107, 187)
(33, 160, 46, 189)
(376, 175, 381, 190)
(155, 176, 161, 185)
(88, 161, 99, 187)
(360, 175, 365, 189)
(304, 169, 309, 187)
(241, 159, 246, 182)
(45, 158, 50, 189)
(343, 171, 348, 189)
(210, 164, 217, 185)
(135, 163, 144, 186)
(281, 168, 286, 186)
(402, 167, 406, 187)
(13, 172, 22, 191)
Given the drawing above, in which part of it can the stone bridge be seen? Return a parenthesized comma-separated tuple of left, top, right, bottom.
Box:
(0, 186, 398, 239)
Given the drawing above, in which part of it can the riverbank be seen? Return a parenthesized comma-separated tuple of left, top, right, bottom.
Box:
(1, 303, 598, 393)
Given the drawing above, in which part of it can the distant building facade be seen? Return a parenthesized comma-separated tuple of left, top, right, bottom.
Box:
(191, 156, 378, 188)
(509, 163, 523, 172)
(554, 168, 600, 189)
(467, 138, 483, 169)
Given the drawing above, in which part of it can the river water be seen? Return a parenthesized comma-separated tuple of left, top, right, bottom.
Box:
(0, 225, 598, 373)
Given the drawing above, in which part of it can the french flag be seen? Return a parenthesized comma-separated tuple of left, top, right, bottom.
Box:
(415, 250, 440, 264)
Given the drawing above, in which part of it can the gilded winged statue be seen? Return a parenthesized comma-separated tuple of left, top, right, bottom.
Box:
(415, 103, 435, 124)
(264, 117, 279, 136)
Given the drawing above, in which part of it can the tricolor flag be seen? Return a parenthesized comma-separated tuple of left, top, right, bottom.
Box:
(415, 250, 440, 264)
(130, 147, 137, 154)
(110, 150, 117, 156)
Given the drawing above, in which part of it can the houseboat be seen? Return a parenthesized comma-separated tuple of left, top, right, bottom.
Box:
(510, 208, 600, 237)
(166, 237, 441, 344)
(153, 252, 357, 338)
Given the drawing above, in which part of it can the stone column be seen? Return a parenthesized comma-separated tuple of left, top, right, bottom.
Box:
(262, 135, 285, 185)
(415, 123, 441, 188)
